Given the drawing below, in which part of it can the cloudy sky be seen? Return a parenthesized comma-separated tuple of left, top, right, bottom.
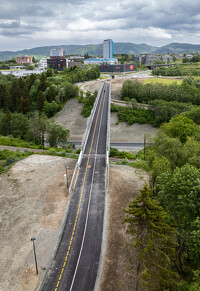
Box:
(1, 0, 200, 51)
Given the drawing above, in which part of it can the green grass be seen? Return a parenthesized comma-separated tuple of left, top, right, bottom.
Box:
(0, 136, 41, 149)
(142, 78, 183, 86)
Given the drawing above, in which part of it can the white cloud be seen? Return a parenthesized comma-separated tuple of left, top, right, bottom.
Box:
(0, 0, 200, 51)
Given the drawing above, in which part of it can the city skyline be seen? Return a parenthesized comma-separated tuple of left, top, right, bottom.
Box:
(1, 0, 200, 51)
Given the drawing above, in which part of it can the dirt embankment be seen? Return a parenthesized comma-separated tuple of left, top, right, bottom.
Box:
(0, 155, 76, 291)
(54, 80, 157, 143)
(100, 165, 148, 291)
(54, 98, 87, 141)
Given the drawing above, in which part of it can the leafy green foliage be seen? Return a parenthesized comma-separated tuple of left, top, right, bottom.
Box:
(152, 64, 200, 77)
(46, 121, 70, 148)
(80, 91, 97, 117)
(157, 165, 200, 264)
(111, 104, 158, 126)
(109, 147, 136, 159)
(123, 185, 179, 290)
(160, 116, 199, 143)
(0, 149, 32, 173)
(121, 79, 200, 105)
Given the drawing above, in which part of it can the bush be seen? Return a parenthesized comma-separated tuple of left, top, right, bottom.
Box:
(76, 148, 81, 154)
(110, 147, 136, 159)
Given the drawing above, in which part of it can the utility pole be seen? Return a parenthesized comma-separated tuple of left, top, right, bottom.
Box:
(31, 237, 39, 275)
(65, 164, 69, 189)
(144, 134, 146, 160)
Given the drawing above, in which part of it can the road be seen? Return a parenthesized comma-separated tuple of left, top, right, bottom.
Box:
(41, 82, 109, 291)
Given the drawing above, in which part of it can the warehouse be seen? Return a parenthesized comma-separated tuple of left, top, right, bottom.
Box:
(100, 64, 137, 73)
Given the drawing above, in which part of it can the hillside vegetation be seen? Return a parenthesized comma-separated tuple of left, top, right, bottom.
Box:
(1, 42, 200, 60)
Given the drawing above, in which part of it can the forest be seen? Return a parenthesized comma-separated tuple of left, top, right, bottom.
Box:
(121, 78, 200, 290)
(0, 65, 100, 148)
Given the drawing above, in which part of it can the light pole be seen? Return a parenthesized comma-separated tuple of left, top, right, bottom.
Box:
(65, 164, 69, 189)
(31, 237, 39, 275)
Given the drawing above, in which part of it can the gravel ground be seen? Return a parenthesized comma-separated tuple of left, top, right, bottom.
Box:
(110, 112, 157, 142)
(0, 155, 76, 291)
(54, 98, 87, 141)
(100, 165, 148, 291)
(0, 155, 148, 291)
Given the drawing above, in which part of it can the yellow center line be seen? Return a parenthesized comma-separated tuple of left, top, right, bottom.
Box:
(54, 84, 106, 291)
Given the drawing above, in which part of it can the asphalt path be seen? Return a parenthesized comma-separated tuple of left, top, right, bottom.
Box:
(41, 82, 109, 291)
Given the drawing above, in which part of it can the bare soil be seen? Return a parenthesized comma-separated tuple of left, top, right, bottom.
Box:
(54, 79, 157, 143)
(110, 112, 157, 142)
(0, 155, 76, 291)
(54, 98, 87, 140)
(100, 165, 148, 291)
(0, 155, 147, 291)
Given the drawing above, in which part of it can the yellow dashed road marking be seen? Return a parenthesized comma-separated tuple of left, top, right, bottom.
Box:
(54, 85, 106, 290)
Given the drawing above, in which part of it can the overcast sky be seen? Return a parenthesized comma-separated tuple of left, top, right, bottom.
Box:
(1, 0, 200, 51)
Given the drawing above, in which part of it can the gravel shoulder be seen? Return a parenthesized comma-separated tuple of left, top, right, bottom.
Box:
(0, 155, 76, 291)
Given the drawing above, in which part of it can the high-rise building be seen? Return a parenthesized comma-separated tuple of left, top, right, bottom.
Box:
(103, 39, 113, 59)
(50, 48, 65, 57)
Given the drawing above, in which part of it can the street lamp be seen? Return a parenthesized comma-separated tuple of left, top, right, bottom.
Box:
(31, 237, 39, 275)
(65, 164, 69, 189)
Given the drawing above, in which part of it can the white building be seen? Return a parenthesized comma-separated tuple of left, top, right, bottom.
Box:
(39, 59, 48, 70)
(103, 39, 113, 59)
(84, 58, 118, 65)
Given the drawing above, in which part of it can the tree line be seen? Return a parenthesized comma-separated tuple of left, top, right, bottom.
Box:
(121, 78, 200, 105)
(152, 64, 200, 77)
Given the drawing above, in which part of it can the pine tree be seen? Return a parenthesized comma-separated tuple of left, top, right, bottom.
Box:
(37, 91, 46, 111)
(123, 184, 179, 290)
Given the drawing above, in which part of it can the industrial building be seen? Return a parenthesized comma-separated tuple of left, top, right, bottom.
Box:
(103, 39, 113, 59)
(100, 64, 137, 73)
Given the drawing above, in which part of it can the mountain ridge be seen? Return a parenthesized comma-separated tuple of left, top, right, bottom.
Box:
(1, 42, 200, 61)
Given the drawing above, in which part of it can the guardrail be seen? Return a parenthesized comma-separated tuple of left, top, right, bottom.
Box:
(106, 82, 111, 192)
(81, 82, 104, 154)
(38, 82, 106, 291)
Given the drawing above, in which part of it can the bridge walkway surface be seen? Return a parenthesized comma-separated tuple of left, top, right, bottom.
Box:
(41, 82, 110, 291)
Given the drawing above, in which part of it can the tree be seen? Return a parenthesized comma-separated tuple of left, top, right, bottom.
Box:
(157, 164, 200, 269)
(123, 185, 178, 290)
(160, 116, 198, 143)
(38, 73, 48, 92)
(43, 101, 60, 117)
(46, 121, 70, 148)
(29, 112, 47, 146)
(10, 113, 29, 139)
(37, 91, 46, 111)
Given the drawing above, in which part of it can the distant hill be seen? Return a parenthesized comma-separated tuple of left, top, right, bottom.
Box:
(1, 42, 200, 61)
(153, 43, 200, 54)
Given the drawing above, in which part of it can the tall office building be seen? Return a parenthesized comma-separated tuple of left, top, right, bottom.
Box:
(103, 39, 113, 59)
(50, 48, 65, 57)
